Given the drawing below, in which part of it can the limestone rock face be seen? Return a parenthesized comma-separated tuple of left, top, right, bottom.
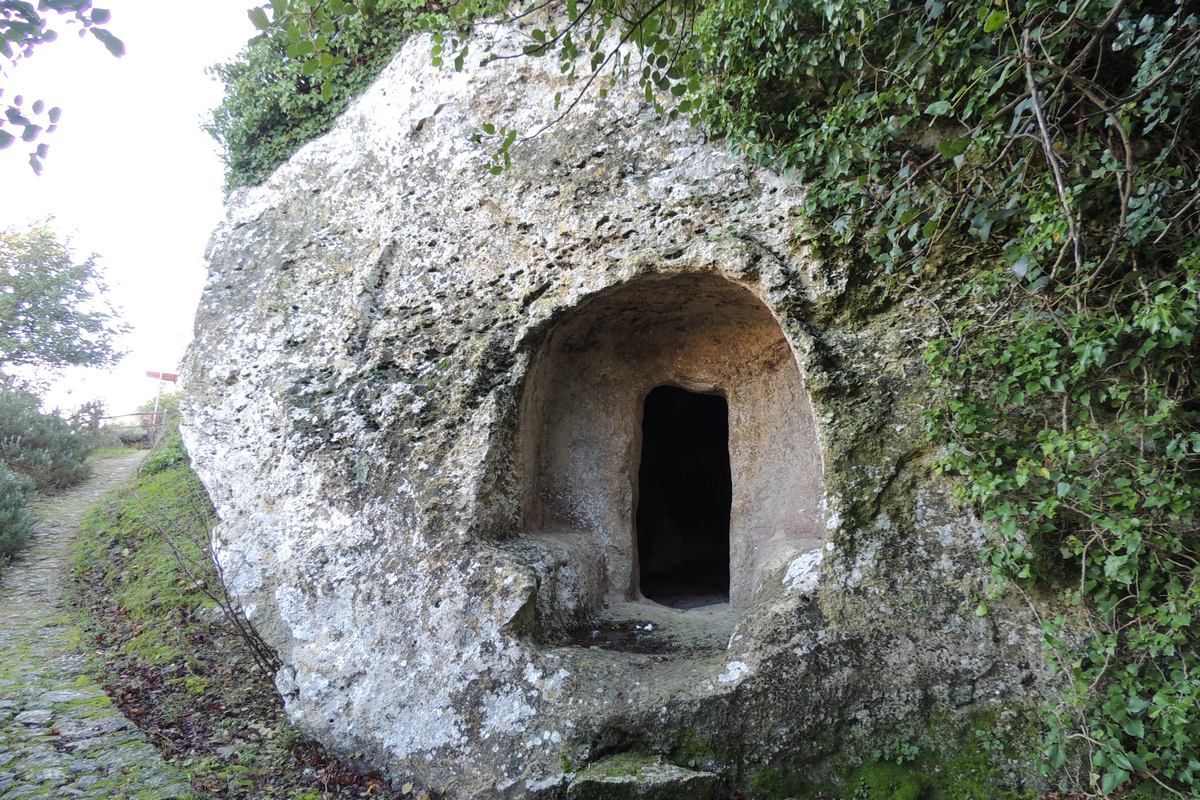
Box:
(183, 27, 1052, 798)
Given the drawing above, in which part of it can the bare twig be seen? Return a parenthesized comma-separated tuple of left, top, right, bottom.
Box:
(1023, 29, 1084, 272)
(134, 475, 281, 678)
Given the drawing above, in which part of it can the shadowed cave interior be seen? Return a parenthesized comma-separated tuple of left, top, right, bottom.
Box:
(637, 385, 732, 608)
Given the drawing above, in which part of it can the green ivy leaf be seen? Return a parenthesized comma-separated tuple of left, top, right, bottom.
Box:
(247, 6, 270, 31)
(937, 137, 969, 158)
(1100, 769, 1129, 794)
(925, 100, 952, 117)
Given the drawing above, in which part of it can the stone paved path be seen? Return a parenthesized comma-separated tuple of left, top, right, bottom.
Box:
(0, 454, 191, 799)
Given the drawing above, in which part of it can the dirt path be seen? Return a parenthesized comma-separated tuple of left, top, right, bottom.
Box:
(0, 454, 191, 799)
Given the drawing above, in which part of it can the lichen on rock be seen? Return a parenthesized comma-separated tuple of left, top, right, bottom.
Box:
(182, 24, 1058, 799)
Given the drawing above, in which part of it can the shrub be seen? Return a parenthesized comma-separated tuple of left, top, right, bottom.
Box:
(0, 388, 95, 568)
(0, 463, 33, 564)
(0, 388, 92, 491)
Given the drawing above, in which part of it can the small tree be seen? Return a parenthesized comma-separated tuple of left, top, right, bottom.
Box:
(0, 221, 126, 375)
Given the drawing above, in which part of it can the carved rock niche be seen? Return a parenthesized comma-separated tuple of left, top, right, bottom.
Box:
(519, 273, 824, 614)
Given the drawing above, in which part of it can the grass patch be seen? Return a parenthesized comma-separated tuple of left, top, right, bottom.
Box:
(88, 446, 144, 461)
(69, 453, 405, 799)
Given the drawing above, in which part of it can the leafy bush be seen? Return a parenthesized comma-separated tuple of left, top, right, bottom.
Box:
(0, 463, 33, 564)
(0, 388, 92, 491)
(205, 0, 433, 190)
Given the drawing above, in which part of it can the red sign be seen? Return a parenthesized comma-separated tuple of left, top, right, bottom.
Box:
(145, 371, 178, 383)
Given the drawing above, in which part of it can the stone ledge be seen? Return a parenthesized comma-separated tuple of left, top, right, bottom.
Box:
(566, 754, 720, 800)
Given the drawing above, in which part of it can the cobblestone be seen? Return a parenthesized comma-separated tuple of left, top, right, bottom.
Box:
(0, 455, 191, 799)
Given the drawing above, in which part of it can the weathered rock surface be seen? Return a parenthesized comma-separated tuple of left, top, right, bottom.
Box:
(182, 25, 1054, 798)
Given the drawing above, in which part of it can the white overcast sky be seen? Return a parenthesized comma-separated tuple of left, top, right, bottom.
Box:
(0, 1, 255, 416)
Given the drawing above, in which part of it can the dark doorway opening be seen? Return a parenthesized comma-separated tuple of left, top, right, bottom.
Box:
(636, 386, 731, 607)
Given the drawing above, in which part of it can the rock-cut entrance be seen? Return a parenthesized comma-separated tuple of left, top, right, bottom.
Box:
(637, 385, 732, 608)
(519, 273, 824, 613)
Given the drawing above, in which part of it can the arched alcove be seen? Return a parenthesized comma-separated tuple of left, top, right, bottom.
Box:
(519, 273, 823, 610)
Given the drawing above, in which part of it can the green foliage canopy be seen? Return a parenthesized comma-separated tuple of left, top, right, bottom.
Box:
(233, 0, 1200, 794)
(0, 222, 126, 374)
